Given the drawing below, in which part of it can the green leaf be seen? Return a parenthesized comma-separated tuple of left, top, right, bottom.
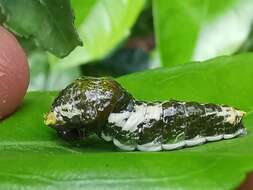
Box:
(71, 0, 97, 27)
(56, 0, 145, 68)
(1, 53, 253, 189)
(118, 53, 253, 111)
(0, 0, 82, 57)
(153, 0, 253, 67)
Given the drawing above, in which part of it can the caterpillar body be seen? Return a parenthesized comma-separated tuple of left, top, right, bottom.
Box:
(44, 77, 246, 151)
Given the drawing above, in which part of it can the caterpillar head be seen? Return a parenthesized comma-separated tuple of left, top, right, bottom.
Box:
(44, 77, 133, 140)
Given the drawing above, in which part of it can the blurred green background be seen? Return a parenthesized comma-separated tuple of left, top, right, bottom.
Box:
(15, 0, 253, 91)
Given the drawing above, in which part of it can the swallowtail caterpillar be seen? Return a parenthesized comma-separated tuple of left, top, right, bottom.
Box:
(44, 77, 246, 151)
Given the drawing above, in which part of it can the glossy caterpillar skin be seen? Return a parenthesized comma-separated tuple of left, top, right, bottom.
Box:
(44, 77, 246, 151)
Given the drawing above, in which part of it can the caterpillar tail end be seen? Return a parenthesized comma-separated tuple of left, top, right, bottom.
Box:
(236, 109, 247, 136)
(44, 112, 56, 126)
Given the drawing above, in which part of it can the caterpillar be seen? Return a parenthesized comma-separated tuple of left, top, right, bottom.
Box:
(44, 77, 246, 151)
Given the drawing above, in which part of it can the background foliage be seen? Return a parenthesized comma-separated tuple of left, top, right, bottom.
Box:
(2, 0, 253, 90)
(1, 0, 253, 189)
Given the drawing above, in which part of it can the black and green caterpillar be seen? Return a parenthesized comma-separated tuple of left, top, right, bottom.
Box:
(44, 77, 246, 151)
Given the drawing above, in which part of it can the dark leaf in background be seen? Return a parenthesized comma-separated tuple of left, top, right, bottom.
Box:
(17, 37, 37, 54)
(57, 0, 145, 68)
(81, 2, 155, 78)
(130, 1, 154, 37)
(0, 0, 82, 57)
(81, 48, 150, 77)
(0, 4, 5, 23)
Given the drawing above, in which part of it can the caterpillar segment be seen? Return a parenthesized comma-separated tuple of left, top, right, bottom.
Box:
(104, 100, 245, 151)
(44, 77, 246, 151)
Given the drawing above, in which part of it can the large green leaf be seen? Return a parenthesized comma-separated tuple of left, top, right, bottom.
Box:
(0, 0, 81, 57)
(118, 53, 253, 111)
(153, 0, 253, 67)
(56, 0, 145, 68)
(71, 0, 97, 27)
(1, 53, 253, 189)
